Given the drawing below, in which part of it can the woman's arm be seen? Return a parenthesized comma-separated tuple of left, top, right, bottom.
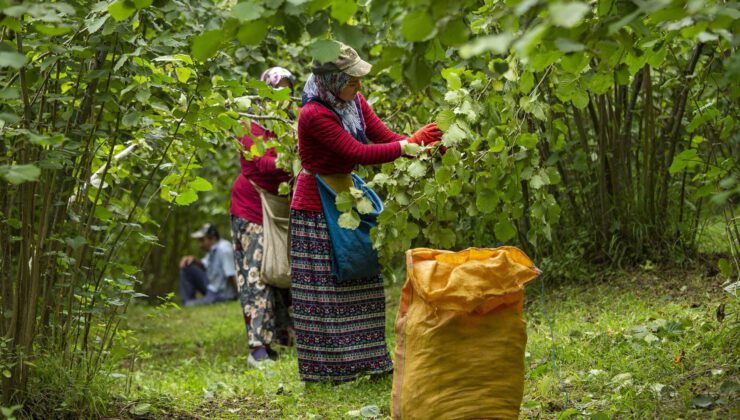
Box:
(301, 103, 403, 165)
(238, 127, 281, 175)
(358, 94, 406, 144)
(253, 151, 278, 174)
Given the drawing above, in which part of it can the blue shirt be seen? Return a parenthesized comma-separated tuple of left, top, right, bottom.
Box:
(202, 239, 237, 299)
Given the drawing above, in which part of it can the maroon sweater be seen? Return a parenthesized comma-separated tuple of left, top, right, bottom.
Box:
(291, 94, 406, 212)
(230, 122, 292, 225)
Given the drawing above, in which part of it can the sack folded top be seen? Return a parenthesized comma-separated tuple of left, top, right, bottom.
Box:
(406, 247, 540, 315)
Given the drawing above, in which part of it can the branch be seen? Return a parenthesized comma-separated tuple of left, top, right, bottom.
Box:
(15, 32, 31, 127)
(238, 112, 295, 127)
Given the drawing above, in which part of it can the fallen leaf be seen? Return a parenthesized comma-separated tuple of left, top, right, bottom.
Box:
(673, 350, 685, 365)
(691, 394, 713, 409)
(130, 403, 152, 415)
(611, 372, 633, 388)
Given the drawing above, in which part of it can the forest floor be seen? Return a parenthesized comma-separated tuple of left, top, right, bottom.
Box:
(114, 266, 738, 419)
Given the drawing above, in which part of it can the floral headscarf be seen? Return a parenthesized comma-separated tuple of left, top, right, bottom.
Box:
(260, 67, 294, 91)
(302, 72, 366, 143)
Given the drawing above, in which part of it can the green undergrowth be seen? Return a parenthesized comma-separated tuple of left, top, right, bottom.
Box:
(110, 270, 738, 419)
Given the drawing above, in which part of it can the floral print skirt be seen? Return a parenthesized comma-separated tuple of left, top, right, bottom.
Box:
(230, 215, 293, 348)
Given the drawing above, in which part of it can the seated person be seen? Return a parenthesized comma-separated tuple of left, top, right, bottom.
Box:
(179, 223, 238, 306)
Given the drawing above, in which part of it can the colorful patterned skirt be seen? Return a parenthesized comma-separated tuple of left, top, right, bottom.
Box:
(290, 209, 393, 383)
(231, 216, 293, 349)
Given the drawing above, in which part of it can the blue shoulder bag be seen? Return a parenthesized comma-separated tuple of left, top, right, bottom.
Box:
(315, 173, 383, 282)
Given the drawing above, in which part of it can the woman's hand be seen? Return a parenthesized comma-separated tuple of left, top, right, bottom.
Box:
(408, 123, 443, 146)
(425, 141, 448, 155)
(401, 140, 447, 157)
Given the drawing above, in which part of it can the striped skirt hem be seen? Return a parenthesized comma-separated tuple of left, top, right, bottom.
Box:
(290, 209, 393, 383)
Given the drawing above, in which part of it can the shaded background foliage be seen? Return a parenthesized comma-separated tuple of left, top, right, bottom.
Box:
(0, 0, 737, 416)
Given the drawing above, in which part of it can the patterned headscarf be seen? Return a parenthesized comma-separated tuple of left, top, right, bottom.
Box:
(260, 67, 294, 91)
(302, 72, 366, 143)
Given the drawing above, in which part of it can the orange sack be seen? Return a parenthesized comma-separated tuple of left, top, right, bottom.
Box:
(391, 247, 540, 420)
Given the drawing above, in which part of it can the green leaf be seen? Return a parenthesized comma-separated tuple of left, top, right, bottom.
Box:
(1, 164, 41, 184)
(560, 52, 589, 74)
(191, 29, 223, 62)
(531, 50, 563, 72)
(331, 0, 357, 24)
(436, 109, 456, 131)
(34, 23, 72, 36)
(122, 111, 142, 127)
(572, 90, 589, 109)
(531, 174, 547, 189)
(406, 222, 420, 239)
(442, 69, 462, 90)
(278, 182, 291, 196)
(435, 166, 453, 184)
(2, 369, 11, 378)
(439, 18, 469, 47)
(65, 235, 87, 250)
(549, 1, 591, 28)
(555, 38, 585, 53)
(405, 55, 433, 90)
(494, 217, 517, 242)
(476, 187, 498, 213)
(442, 122, 467, 146)
(520, 71, 534, 93)
(0, 51, 27, 69)
(108, 0, 136, 22)
(718, 258, 731, 278)
(175, 189, 198, 206)
(189, 177, 213, 192)
(402, 143, 421, 156)
(95, 205, 113, 222)
(516, 133, 538, 150)
(438, 228, 456, 248)
(237, 21, 269, 45)
(447, 179, 462, 196)
(134, 0, 153, 8)
(308, 39, 342, 64)
(356, 197, 374, 214)
(490, 137, 506, 153)
(232, 1, 264, 22)
(175, 67, 192, 83)
(407, 161, 427, 179)
(401, 10, 434, 42)
(588, 72, 612, 95)
(338, 210, 361, 230)
(459, 33, 513, 58)
(668, 149, 699, 175)
(335, 191, 354, 212)
(597, 0, 614, 17)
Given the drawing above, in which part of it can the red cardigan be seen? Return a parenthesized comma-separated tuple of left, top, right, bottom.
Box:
(230, 122, 291, 225)
(291, 94, 405, 212)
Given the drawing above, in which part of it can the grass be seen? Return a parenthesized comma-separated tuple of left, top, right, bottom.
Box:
(113, 269, 738, 419)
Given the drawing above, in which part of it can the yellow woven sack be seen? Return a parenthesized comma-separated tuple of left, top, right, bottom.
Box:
(392, 247, 540, 420)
